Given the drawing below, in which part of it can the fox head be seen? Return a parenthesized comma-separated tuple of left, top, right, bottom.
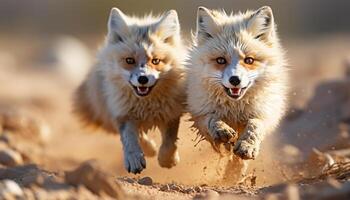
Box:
(99, 8, 185, 97)
(192, 6, 283, 100)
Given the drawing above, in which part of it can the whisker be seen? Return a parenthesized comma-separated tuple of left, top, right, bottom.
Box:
(248, 74, 258, 78)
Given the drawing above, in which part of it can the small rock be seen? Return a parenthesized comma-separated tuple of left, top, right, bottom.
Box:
(122, 177, 135, 184)
(205, 189, 220, 198)
(65, 161, 125, 199)
(184, 188, 195, 194)
(159, 184, 170, 192)
(0, 179, 24, 197)
(194, 186, 203, 193)
(0, 149, 23, 167)
(168, 183, 183, 192)
(137, 176, 153, 186)
(0, 164, 54, 188)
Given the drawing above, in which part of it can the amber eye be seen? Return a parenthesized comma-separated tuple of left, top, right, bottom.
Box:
(244, 57, 254, 65)
(125, 57, 135, 64)
(216, 57, 227, 65)
(151, 58, 161, 65)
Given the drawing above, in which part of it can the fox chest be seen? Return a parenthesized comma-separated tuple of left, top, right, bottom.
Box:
(125, 96, 184, 124)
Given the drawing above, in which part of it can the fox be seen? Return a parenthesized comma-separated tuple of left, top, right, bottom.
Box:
(187, 6, 288, 179)
(73, 8, 187, 174)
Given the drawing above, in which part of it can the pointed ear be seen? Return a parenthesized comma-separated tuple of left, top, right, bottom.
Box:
(247, 6, 275, 41)
(154, 10, 180, 44)
(196, 7, 220, 45)
(107, 8, 129, 43)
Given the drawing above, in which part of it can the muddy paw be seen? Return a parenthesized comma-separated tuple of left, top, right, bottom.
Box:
(209, 120, 237, 143)
(158, 145, 179, 168)
(124, 151, 146, 174)
(234, 140, 259, 160)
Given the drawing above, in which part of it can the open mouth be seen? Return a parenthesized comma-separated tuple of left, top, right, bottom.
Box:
(132, 86, 153, 97)
(224, 86, 248, 99)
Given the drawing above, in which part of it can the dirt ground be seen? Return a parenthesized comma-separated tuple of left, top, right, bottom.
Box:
(0, 35, 349, 199)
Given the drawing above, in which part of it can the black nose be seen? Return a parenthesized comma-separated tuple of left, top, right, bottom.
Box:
(229, 76, 241, 86)
(138, 76, 149, 85)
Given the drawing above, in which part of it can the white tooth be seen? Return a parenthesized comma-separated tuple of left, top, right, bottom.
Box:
(137, 87, 149, 94)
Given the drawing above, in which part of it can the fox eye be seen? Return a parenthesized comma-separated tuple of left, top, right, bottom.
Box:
(151, 58, 161, 65)
(125, 57, 135, 64)
(244, 57, 254, 65)
(216, 57, 227, 65)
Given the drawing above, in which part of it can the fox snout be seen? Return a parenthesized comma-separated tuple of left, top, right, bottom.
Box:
(222, 65, 251, 87)
(129, 67, 159, 97)
(221, 65, 255, 99)
(137, 76, 149, 85)
(229, 76, 241, 86)
(130, 69, 159, 87)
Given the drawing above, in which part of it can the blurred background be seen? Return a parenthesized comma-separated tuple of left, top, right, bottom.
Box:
(2, 0, 350, 37)
(0, 0, 349, 187)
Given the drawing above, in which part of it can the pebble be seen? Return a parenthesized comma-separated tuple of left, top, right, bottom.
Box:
(194, 186, 203, 193)
(137, 177, 153, 186)
(123, 177, 135, 184)
(65, 161, 125, 199)
(184, 188, 196, 194)
(0, 149, 23, 167)
(168, 183, 182, 192)
(159, 184, 170, 192)
(205, 189, 220, 198)
(0, 179, 24, 197)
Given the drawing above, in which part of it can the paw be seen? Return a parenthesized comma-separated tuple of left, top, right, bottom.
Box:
(140, 137, 157, 157)
(234, 140, 259, 160)
(209, 120, 237, 144)
(124, 151, 146, 174)
(158, 145, 179, 168)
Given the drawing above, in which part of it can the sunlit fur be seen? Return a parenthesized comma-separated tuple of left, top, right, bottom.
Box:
(187, 6, 288, 160)
(73, 8, 187, 173)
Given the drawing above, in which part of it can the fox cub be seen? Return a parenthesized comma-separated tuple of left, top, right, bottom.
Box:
(187, 6, 288, 166)
(74, 8, 187, 174)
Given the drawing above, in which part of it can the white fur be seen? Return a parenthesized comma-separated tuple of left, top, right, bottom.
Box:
(187, 6, 288, 181)
(74, 8, 187, 174)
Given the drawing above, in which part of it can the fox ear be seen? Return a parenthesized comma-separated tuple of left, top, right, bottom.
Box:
(154, 10, 180, 44)
(196, 7, 219, 45)
(107, 8, 129, 43)
(247, 6, 275, 41)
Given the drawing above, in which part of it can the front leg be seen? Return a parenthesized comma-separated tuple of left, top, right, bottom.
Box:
(119, 121, 146, 174)
(204, 114, 238, 144)
(158, 118, 180, 168)
(234, 119, 264, 160)
(139, 132, 157, 157)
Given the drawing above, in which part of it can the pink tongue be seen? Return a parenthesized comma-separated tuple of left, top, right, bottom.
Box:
(139, 87, 147, 92)
(231, 88, 241, 95)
